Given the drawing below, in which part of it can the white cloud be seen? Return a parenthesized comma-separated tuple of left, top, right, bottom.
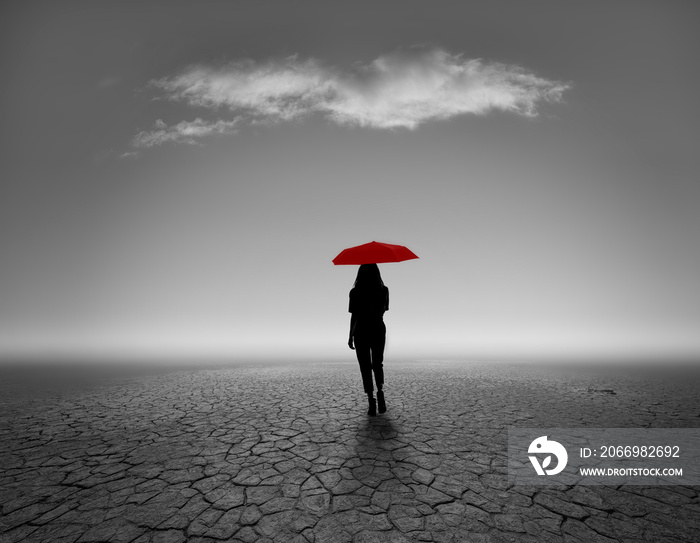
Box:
(150, 57, 333, 123)
(132, 117, 239, 148)
(133, 48, 569, 148)
(330, 49, 570, 128)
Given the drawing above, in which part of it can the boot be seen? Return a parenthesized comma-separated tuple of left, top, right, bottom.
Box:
(367, 396, 377, 417)
(377, 390, 386, 414)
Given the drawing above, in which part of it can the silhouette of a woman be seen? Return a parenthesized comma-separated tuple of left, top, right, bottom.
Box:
(348, 263, 389, 416)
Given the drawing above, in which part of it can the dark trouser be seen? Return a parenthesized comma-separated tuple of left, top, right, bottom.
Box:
(354, 321, 386, 394)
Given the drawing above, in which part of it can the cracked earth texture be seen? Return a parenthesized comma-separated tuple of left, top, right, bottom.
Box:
(1, 359, 699, 543)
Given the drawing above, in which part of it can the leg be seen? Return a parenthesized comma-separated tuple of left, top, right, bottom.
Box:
(371, 323, 387, 413)
(355, 335, 377, 416)
(370, 323, 386, 391)
(354, 335, 374, 394)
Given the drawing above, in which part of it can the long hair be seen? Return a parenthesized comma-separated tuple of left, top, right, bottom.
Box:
(353, 263, 385, 290)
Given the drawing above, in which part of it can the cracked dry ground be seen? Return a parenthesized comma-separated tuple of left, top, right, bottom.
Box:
(1, 360, 699, 543)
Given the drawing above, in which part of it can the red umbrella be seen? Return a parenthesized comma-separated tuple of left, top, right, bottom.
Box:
(332, 241, 419, 265)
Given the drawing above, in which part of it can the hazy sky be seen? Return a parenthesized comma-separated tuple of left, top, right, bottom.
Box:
(1, 0, 699, 361)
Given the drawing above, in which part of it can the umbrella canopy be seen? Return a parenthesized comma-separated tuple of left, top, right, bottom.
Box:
(332, 241, 419, 265)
